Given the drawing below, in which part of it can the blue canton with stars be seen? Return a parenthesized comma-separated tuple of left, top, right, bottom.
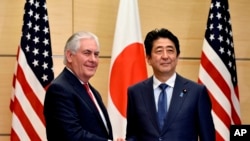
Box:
(21, 0, 54, 87)
(205, 0, 237, 86)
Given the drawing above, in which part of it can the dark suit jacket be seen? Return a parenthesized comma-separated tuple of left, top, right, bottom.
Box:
(126, 74, 215, 141)
(44, 68, 113, 141)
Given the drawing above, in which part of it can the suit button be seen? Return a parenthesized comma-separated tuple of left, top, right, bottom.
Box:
(159, 137, 162, 141)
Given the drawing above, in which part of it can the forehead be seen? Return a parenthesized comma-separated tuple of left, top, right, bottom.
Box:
(79, 38, 99, 50)
(152, 38, 175, 48)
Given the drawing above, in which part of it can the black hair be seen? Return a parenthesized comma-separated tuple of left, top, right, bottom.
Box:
(144, 28, 180, 56)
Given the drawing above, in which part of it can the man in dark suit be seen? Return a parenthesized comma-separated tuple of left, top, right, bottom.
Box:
(126, 28, 215, 141)
(44, 31, 113, 141)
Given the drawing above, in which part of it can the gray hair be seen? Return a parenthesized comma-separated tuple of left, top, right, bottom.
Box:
(63, 31, 100, 65)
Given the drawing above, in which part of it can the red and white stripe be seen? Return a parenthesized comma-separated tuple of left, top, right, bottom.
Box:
(198, 40, 241, 141)
(10, 46, 46, 141)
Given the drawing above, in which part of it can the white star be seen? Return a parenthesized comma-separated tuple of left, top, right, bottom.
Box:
(216, 12, 222, 20)
(32, 59, 39, 67)
(231, 42, 234, 48)
(27, 21, 32, 28)
(43, 38, 49, 46)
(43, 3, 47, 10)
(41, 74, 48, 81)
(217, 24, 223, 31)
(29, 0, 34, 5)
(43, 14, 48, 22)
(224, 16, 227, 22)
(218, 35, 223, 42)
(33, 36, 39, 44)
(33, 25, 40, 32)
(209, 34, 215, 41)
(34, 13, 40, 21)
(34, 1, 40, 8)
(226, 38, 230, 45)
(25, 45, 30, 52)
(233, 76, 236, 83)
(42, 62, 48, 70)
(209, 24, 214, 30)
(225, 27, 228, 33)
(227, 49, 231, 56)
(209, 13, 213, 20)
(43, 50, 49, 58)
(43, 27, 49, 34)
(215, 1, 221, 9)
(228, 61, 232, 68)
(210, 3, 214, 9)
(229, 30, 233, 37)
(28, 9, 33, 17)
(26, 33, 31, 40)
(32, 48, 39, 56)
(219, 47, 224, 54)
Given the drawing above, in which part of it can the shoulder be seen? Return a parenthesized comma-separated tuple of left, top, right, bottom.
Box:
(176, 74, 206, 90)
(176, 74, 204, 87)
(47, 68, 81, 95)
(128, 77, 152, 90)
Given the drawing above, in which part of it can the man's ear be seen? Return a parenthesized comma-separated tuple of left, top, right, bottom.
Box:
(146, 55, 151, 65)
(65, 50, 73, 63)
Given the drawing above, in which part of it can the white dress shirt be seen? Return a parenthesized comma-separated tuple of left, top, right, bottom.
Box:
(153, 73, 176, 112)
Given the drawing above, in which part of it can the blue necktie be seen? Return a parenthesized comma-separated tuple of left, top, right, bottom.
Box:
(158, 83, 168, 130)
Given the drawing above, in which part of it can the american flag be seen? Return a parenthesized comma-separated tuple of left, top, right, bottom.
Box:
(10, 0, 54, 140)
(198, 0, 241, 141)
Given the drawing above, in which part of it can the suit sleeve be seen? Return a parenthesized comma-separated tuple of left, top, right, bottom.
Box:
(126, 87, 138, 141)
(198, 86, 215, 141)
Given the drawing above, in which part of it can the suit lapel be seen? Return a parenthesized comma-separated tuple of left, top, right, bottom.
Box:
(162, 74, 189, 132)
(71, 80, 99, 115)
(64, 68, 106, 128)
(89, 84, 113, 136)
(141, 77, 160, 131)
(62, 68, 111, 137)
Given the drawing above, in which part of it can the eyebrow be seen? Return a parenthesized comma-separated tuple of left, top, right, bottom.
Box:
(155, 45, 174, 49)
(83, 49, 99, 53)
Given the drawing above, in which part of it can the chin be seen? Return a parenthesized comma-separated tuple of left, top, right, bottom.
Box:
(87, 71, 96, 77)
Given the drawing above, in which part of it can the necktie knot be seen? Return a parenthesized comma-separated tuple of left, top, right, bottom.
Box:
(83, 83, 90, 91)
(159, 83, 168, 90)
(83, 83, 94, 101)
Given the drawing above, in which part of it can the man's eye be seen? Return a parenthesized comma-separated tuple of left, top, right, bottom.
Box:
(167, 49, 174, 53)
(156, 50, 163, 53)
(83, 51, 91, 55)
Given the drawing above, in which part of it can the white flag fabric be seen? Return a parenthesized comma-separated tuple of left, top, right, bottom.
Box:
(107, 0, 147, 139)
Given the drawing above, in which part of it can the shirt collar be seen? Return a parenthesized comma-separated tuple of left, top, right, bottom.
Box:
(66, 67, 87, 85)
(153, 73, 176, 89)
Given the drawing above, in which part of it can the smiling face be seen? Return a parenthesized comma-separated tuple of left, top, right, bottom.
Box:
(66, 38, 99, 82)
(147, 37, 179, 81)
